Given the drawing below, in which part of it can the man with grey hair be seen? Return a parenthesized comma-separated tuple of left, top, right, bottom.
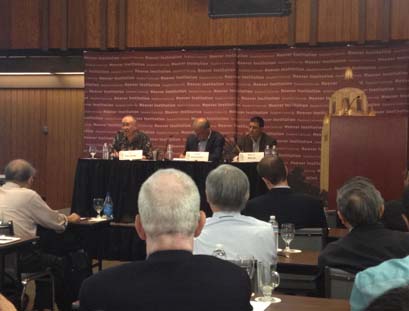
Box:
(0, 159, 80, 311)
(318, 176, 409, 274)
(194, 165, 276, 265)
(79, 169, 252, 311)
(182, 117, 225, 162)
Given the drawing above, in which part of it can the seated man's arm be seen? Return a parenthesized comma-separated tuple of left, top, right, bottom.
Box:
(209, 134, 225, 162)
(29, 192, 73, 232)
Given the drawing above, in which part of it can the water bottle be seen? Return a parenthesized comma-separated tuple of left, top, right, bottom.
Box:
(264, 145, 272, 157)
(102, 143, 109, 160)
(103, 192, 113, 219)
(166, 144, 173, 160)
(271, 145, 278, 157)
(212, 243, 227, 260)
(269, 215, 279, 254)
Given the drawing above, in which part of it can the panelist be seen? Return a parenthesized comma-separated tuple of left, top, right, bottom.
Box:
(112, 115, 152, 159)
(237, 116, 277, 153)
(182, 117, 225, 162)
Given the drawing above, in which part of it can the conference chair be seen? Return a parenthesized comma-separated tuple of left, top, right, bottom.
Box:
(0, 221, 56, 310)
(324, 266, 355, 299)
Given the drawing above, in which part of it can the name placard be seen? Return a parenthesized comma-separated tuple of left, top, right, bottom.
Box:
(185, 151, 209, 162)
(119, 150, 143, 161)
(238, 152, 264, 162)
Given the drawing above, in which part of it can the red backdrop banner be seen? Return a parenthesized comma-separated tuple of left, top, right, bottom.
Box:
(84, 45, 409, 185)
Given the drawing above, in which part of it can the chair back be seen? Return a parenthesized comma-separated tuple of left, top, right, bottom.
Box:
(0, 220, 14, 236)
(278, 227, 328, 251)
(325, 266, 355, 299)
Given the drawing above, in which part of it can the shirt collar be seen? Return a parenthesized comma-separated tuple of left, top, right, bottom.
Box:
(2, 181, 22, 189)
(212, 211, 241, 218)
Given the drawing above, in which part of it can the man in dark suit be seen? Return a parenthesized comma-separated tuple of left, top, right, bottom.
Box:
(318, 177, 409, 274)
(182, 117, 225, 162)
(243, 156, 327, 228)
(237, 116, 277, 153)
(79, 169, 252, 311)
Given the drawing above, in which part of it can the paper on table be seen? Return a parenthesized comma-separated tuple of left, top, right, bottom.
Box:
(250, 301, 271, 311)
(0, 235, 21, 244)
(88, 217, 108, 222)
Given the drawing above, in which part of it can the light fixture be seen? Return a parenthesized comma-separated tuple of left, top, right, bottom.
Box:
(344, 67, 353, 80)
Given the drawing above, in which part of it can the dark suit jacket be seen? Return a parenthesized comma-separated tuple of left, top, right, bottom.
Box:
(79, 250, 252, 311)
(184, 130, 225, 162)
(318, 223, 409, 274)
(237, 132, 277, 153)
(243, 187, 327, 228)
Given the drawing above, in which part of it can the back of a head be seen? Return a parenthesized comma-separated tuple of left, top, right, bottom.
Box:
(138, 169, 200, 238)
(256, 156, 287, 185)
(205, 164, 249, 212)
(365, 286, 409, 311)
(337, 176, 384, 227)
(4, 159, 36, 183)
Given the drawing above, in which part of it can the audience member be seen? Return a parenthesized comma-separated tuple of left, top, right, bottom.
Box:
(0, 159, 80, 311)
(112, 115, 152, 159)
(365, 286, 409, 311)
(79, 169, 252, 311)
(350, 255, 409, 311)
(182, 117, 225, 162)
(318, 177, 409, 274)
(243, 157, 327, 228)
(236, 116, 277, 153)
(0, 294, 17, 311)
(382, 200, 409, 232)
(194, 165, 276, 264)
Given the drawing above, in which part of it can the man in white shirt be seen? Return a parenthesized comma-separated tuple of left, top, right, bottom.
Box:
(0, 159, 80, 311)
(194, 164, 276, 265)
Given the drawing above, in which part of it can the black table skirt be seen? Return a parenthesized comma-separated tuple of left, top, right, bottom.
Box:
(71, 159, 267, 222)
(70, 159, 267, 260)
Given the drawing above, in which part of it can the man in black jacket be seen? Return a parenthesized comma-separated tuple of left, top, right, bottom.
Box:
(182, 117, 225, 162)
(318, 177, 409, 274)
(79, 169, 252, 311)
(243, 156, 327, 228)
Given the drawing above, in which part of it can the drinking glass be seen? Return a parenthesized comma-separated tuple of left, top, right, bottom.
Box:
(281, 223, 295, 253)
(93, 198, 104, 218)
(89, 145, 97, 159)
(255, 261, 281, 303)
(231, 256, 255, 279)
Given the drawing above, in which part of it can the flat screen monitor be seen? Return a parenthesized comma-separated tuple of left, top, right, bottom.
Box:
(209, 0, 291, 18)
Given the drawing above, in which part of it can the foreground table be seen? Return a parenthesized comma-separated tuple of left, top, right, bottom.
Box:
(263, 294, 349, 310)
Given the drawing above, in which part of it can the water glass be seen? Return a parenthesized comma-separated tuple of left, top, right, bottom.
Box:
(255, 261, 281, 303)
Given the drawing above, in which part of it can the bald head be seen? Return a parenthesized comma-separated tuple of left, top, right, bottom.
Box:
(192, 118, 211, 140)
(121, 115, 138, 137)
(4, 159, 36, 184)
(138, 169, 201, 238)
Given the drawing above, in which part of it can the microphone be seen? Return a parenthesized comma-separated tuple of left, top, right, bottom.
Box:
(224, 135, 241, 154)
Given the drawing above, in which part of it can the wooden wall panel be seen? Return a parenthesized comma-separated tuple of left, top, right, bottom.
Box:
(85, 0, 102, 48)
(10, 0, 41, 48)
(295, 0, 311, 43)
(45, 89, 83, 211)
(391, 0, 409, 40)
(366, 0, 383, 41)
(0, 89, 83, 210)
(107, 0, 119, 48)
(318, 0, 360, 42)
(127, 0, 288, 47)
(0, 89, 47, 195)
(1, 0, 409, 50)
(0, 0, 11, 49)
(49, 0, 64, 48)
(68, 0, 86, 48)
